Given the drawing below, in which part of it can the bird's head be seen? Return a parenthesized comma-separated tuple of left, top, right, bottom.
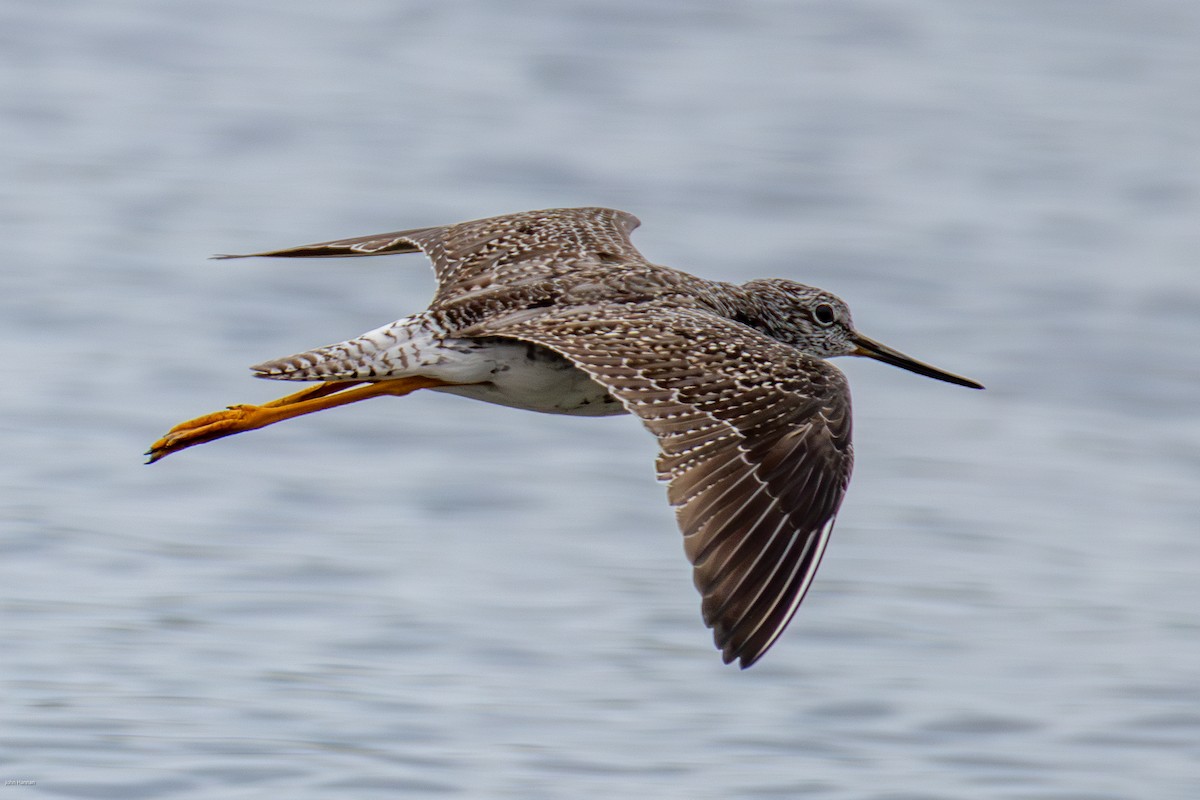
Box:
(740, 278, 984, 389)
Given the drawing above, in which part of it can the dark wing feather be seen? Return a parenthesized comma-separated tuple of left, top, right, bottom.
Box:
(214, 207, 648, 301)
(212, 230, 431, 261)
(478, 303, 855, 668)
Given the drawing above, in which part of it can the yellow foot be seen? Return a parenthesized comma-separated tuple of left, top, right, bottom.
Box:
(146, 404, 266, 464)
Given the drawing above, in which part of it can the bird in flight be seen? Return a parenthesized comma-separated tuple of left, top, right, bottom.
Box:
(148, 207, 982, 668)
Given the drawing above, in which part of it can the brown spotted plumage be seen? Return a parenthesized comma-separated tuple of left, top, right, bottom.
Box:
(151, 207, 982, 668)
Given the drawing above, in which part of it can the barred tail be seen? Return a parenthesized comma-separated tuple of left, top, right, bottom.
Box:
(250, 319, 422, 382)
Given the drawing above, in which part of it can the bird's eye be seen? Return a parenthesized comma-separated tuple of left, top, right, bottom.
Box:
(812, 303, 837, 326)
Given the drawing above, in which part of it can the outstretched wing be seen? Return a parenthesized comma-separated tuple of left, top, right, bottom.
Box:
(474, 303, 855, 668)
(215, 207, 649, 302)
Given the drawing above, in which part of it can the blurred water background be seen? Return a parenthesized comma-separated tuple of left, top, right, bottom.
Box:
(2, 1, 1198, 797)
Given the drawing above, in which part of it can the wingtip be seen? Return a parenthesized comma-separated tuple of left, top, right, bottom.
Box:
(719, 643, 762, 669)
(736, 650, 762, 670)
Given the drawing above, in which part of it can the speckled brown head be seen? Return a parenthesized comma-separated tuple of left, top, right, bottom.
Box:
(740, 278, 984, 389)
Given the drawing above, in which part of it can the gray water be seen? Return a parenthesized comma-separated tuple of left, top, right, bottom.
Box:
(2, 1, 1198, 797)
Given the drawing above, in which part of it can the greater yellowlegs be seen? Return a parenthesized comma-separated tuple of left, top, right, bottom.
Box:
(148, 207, 982, 668)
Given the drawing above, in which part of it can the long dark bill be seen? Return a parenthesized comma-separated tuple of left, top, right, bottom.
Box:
(852, 335, 984, 389)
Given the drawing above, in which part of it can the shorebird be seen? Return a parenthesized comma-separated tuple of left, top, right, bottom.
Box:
(148, 207, 982, 668)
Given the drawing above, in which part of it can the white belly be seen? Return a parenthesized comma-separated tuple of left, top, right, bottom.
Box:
(427, 338, 628, 417)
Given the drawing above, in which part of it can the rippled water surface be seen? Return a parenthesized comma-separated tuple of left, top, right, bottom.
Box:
(3, 1, 1199, 797)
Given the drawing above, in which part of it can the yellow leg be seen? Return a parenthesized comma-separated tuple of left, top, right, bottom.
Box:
(258, 380, 367, 408)
(146, 376, 451, 463)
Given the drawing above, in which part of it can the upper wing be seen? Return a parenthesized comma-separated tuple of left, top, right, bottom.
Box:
(473, 303, 855, 668)
(214, 207, 649, 301)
